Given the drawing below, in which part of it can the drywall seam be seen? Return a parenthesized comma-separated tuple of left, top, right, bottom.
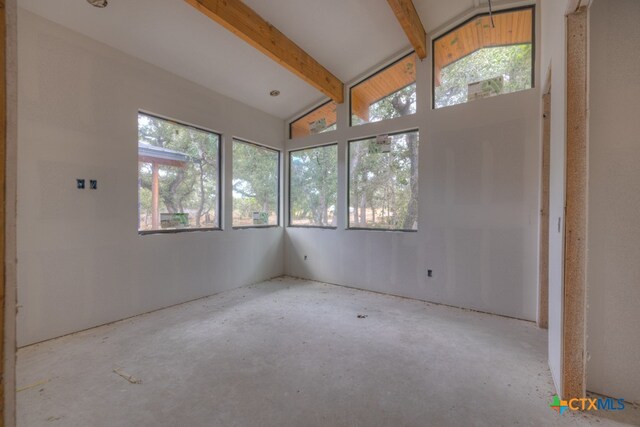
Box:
(538, 92, 550, 329)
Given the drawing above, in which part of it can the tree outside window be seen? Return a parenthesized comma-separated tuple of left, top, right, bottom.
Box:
(232, 140, 279, 227)
(138, 113, 220, 232)
(289, 145, 338, 227)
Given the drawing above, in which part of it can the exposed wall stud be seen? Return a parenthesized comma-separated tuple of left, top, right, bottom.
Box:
(563, 6, 588, 400)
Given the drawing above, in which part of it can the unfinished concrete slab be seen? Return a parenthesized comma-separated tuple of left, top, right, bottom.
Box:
(17, 277, 640, 426)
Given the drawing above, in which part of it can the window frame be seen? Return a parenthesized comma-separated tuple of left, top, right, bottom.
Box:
(349, 51, 418, 128)
(137, 111, 223, 236)
(289, 100, 337, 140)
(287, 143, 339, 229)
(231, 138, 281, 229)
(346, 129, 420, 233)
(431, 5, 536, 110)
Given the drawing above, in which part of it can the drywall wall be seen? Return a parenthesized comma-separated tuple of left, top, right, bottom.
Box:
(17, 10, 285, 347)
(540, 0, 570, 395)
(587, 0, 640, 403)
(284, 4, 542, 322)
(4, 0, 17, 424)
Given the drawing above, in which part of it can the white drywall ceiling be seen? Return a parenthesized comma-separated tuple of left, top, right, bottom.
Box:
(18, 0, 478, 119)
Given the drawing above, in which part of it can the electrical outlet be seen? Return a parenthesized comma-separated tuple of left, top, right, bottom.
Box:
(76, 179, 85, 189)
(90, 180, 97, 190)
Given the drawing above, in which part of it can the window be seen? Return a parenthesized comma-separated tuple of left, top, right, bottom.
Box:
(350, 53, 417, 126)
(433, 6, 534, 108)
(348, 130, 419, 231)
(232, 139, 280, 227)
(290, 101, 337, 139)
(289, 144, 338, 227)
(138, 113, 220, 233)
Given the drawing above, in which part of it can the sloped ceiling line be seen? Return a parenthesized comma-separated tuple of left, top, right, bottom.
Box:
(184, 0, 345, 103)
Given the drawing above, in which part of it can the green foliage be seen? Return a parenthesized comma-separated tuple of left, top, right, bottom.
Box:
(350, 132, 418, 230)
(232, 141, 279, 226)
(290, 145, 337, 226)
(435, 44, 533, 108)
(138, 114, 219, 230)
(348, 82, 419, 230)
(369, 83, 417, 123)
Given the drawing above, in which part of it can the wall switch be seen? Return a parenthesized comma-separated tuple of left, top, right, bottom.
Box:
(427, 269, 433, 278)
(304, 255, 308, 260)
(77, 179, 85, 189)
(90, 180, 97, 190)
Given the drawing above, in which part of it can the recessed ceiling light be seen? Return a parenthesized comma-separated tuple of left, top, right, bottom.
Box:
(87, 0, 108, 8)
(270, 90, 280, 97)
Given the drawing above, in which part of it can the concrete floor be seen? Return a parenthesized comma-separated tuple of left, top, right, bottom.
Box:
(17, 277, 640, 426)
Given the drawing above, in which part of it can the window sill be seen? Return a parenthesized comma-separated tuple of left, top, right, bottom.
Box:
(139, 227, 222, 236)
(232, 225, 280, 230)
(287, 225, 337, 230)
(347, 227, 418, 233)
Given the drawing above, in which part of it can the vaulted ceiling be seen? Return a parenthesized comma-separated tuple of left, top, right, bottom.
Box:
(18, 0, 484, 119)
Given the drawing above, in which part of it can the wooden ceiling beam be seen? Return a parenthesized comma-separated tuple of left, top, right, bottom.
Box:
(185, 0, 344, 103)
(386, 0, 428, 59)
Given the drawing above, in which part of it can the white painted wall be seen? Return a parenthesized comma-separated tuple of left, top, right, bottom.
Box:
(587, 0, 640, 403)
(17, 10, 285, 347)
(540, 0, 571, 395)
(284, 3, 542, 322)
